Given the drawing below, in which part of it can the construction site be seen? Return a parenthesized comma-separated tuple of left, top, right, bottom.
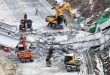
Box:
(0, 0, 110, 75)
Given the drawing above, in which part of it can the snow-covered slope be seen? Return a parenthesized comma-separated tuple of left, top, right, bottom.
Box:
(0, 34, 19, 47)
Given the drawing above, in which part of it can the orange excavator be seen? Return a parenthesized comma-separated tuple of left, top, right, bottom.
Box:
(16, 32, 34, 63)
(46, 1, 74, 29)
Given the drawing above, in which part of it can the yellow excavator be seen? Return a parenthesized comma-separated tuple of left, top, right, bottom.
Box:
(64, 53, 81, 72)
(46, 2, 74, 30)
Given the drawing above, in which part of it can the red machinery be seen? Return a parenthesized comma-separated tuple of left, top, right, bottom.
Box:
(19, 13, 33, 32)
(16, 32, 34, 63)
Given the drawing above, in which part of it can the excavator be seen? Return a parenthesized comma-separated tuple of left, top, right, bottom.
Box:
(46, 1, 74, 30)
(46, 46, 81, 72)
(16, 32, 34, 63)
(19, 13, 33, 32)
(64, 53, 81, 72)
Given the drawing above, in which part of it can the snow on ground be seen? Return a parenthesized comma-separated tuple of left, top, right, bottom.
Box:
(17, 60, 79, 75)
(74, 31, 90, 39)
(0, 50, 16, 75)
(95, 56, 104, 75)
(26, 35, 36, 42)
(0, 0, 52, 30)
(16, 49, 88, 75)
(0, 1, 16, 24)
(54, 35, 68, 42)
(0, 34, 19, 48)
(0, 0, 108, 75)
(0, 0, 73, 32)
(0, 2, 53, 47)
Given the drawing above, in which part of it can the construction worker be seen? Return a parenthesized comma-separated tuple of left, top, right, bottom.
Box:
(46, 46, 54, 67)
(35, 9, 38, 15)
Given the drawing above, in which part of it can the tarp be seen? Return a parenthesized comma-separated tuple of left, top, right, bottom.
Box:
(89, 7, 110, 33)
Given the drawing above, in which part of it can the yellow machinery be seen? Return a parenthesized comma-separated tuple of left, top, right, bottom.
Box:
(46, 2, 74, 29)
(64, 53, 81, 72)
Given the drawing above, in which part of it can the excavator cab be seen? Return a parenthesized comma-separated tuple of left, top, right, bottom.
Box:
(47, 15, 65, 30)
(17, 43, 24, 51)
(17, 33, 34, 63)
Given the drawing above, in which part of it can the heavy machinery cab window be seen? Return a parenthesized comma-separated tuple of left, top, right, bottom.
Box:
(18, 47, 25, 51)
(64, 56, 73, 63)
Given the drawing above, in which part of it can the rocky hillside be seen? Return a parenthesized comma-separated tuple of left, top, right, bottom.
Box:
(75, 0, 110, 21)
(48, 0, 110, 24)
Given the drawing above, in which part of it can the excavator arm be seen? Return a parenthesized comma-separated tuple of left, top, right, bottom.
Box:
(22, 32, 27, 50)
(46, 2, 74, 22)
(55, 2, 74, 18)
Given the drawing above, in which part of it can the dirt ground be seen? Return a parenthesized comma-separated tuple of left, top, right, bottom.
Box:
(0, 50, 16, 75)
